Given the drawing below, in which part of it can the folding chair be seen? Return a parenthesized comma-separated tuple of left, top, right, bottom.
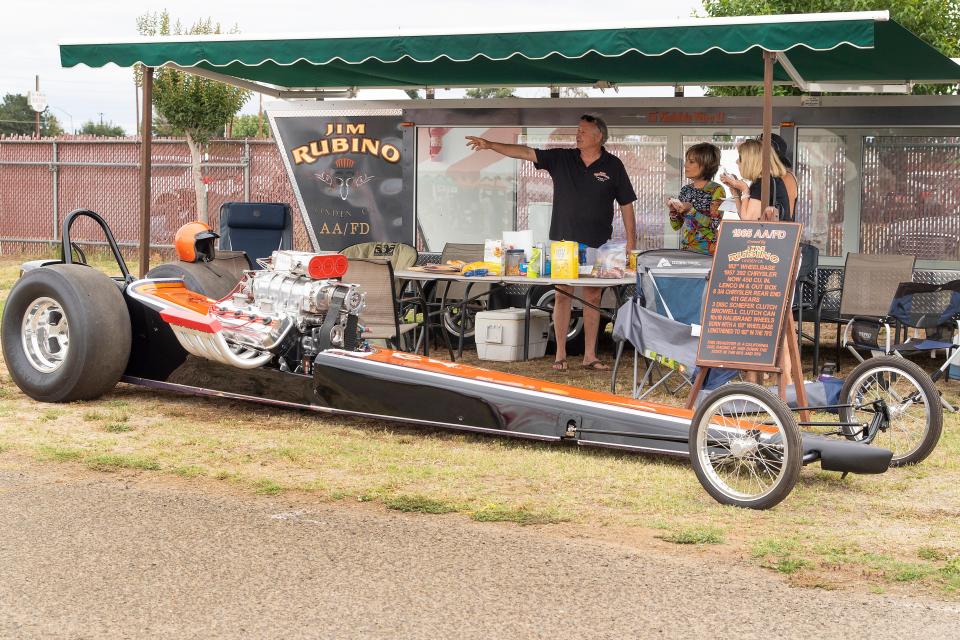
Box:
(218, 202, 293, 269)
(842, 279, 960, 411)
(611, 249, 712, 398)
(816, 253, 916, 373)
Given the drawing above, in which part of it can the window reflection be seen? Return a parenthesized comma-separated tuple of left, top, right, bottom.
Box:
(797, 130, 846, 256)
(861, 136, 960, 260)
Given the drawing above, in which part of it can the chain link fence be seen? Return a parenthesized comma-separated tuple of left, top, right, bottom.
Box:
(0, 136, 311, 259)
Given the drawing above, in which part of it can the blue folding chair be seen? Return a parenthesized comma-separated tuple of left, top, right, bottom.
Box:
(218, 202, 293, 269)
(612, 249, 712, 398)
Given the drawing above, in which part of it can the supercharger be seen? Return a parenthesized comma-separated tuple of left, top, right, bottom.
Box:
(176, 251, 366, 371)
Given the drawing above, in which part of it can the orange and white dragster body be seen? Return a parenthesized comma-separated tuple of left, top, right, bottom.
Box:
(122, 272, 890, 474)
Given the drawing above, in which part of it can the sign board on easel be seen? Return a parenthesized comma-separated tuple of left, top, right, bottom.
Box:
(685, 220, 807, 414)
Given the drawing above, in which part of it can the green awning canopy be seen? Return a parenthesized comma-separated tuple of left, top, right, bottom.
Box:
(60, 12, 960, 94)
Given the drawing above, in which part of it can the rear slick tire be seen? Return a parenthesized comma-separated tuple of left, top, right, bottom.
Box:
(1, 264, 132, 402)
(689, 383, 801, 510)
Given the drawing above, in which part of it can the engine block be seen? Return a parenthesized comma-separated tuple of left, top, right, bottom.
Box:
(206, 250, 365, 363)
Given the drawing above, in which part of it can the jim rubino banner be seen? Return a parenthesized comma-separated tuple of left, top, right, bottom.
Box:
(271, 111, 414, 251)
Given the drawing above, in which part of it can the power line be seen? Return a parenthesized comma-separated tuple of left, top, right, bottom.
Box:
(0, 118, 53, 124)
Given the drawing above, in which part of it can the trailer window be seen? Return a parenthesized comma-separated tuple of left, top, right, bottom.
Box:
(415, 127, 669, 252)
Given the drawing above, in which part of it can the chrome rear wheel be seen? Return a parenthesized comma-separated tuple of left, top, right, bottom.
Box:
(21, 297, 70, 373)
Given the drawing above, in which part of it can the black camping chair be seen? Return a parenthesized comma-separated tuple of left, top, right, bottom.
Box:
(842, 279, 960, 412)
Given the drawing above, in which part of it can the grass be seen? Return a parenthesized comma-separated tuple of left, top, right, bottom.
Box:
(252, 478, 284, 495)
(384, 494, 460, 514)
(36, 445, 84, 462)
(1, 255, 960, 597)
(85, 453, 161, 472)
(471, 503, 569, 526)
(658, 525, 725, 545)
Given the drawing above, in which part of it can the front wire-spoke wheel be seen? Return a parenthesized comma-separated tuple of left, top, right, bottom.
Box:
(690, 383, 801, 510)
(839, 356, 942, 466)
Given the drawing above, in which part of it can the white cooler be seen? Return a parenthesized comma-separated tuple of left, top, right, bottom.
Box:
(475, 307, 550, 361)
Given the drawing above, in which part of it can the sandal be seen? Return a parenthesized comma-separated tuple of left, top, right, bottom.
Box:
(552, 359, 568, 371)
(582, 360, 610, 371)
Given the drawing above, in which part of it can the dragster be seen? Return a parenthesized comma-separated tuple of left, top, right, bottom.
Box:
(1, 211, 944, 509)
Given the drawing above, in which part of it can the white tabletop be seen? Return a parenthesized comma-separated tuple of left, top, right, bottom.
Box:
(395, 270, 634, 287)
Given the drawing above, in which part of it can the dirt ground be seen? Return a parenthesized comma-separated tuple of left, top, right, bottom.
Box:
(3, 459, 960, 640)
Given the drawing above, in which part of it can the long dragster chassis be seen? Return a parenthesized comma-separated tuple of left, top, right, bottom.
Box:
(1, 210, 945, 509)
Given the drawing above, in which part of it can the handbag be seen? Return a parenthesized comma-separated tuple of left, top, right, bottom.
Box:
(759, 179, 791, 222)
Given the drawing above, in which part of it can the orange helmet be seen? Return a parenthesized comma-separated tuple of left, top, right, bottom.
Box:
(175, 221, 219, 263)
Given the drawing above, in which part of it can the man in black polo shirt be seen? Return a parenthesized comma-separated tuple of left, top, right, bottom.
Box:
(466, 115, 636, 370)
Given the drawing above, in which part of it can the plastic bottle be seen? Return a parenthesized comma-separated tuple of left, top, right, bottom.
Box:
(527, 246, 541, 278)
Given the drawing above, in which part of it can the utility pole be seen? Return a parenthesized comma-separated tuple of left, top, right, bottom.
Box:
(27, 76, 47, 138)
(257, 93, 264, 138)
(135, 74, 140, 136)
(34, 76, 40, 137)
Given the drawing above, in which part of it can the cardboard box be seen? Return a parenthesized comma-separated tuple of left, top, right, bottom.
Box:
(483, 239, 504, 273)
(550, 241, 579, 279)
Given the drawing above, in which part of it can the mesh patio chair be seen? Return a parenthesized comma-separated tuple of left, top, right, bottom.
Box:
(816, 253, 916, 373)
(434, 243, 488, 356)
(343, 258, 419, 351)
(611, 249, 712, 399)
(340, 241, 418, 290)
(842, 279, 960, 411)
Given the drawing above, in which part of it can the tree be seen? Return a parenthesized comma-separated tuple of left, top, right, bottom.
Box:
(80, 120, 126, 136)
(701, 0, 960, 96)
(0, 94, 63, 136)
(465, 88, 516, 99)
(560, 87, 589, 98)
(136, 11, 252, 222)
(229, 114, 272, 138)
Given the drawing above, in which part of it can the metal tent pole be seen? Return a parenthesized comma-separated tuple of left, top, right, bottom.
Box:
(139, 67, 153, 278)
(760, 50, 775, 208)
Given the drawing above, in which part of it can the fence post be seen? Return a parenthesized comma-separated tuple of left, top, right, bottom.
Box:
(243, 139, 250, 202)
(51, 140, 59, 242)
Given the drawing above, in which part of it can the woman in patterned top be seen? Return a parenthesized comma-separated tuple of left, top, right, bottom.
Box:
(668, 143, 724, 254)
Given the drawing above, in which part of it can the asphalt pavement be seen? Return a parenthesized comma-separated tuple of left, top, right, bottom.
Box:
(1, 464, 958, 640)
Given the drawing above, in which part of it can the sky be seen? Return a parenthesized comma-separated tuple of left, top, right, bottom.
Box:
(0, 0, 704, 135)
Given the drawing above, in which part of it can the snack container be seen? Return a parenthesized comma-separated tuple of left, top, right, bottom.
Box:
(504, 249, 525, 276)
(484, 239, 504, 272)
